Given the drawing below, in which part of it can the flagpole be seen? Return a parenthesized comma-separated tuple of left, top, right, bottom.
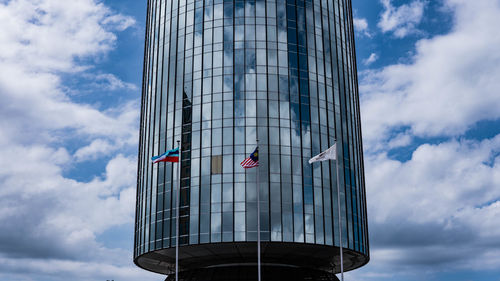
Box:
(175, 140, 181, 281)
(334, 141, 344, 281)
(256, 138, 261, 281)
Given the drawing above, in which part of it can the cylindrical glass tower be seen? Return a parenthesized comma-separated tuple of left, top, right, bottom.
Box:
(135, 0, 369, 279)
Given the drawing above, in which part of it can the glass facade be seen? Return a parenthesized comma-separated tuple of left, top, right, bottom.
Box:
(135, 0, 368, 275)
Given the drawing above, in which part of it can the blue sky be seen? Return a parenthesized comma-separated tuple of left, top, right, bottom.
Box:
(0, 0, 499, 281)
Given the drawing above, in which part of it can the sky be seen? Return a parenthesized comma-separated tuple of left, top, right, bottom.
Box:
(0, 0, 499, 281)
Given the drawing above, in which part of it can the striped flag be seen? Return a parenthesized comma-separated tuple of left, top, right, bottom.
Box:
(241, 147, 259, 169)
(151, 147, 180, 163)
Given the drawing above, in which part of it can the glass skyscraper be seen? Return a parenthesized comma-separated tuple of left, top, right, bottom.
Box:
(134, 0, 369, 279)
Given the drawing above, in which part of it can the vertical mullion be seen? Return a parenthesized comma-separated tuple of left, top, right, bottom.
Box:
(136, 0, 153, 257)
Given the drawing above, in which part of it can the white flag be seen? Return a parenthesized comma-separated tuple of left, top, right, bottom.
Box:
(309, 143, 337, 164)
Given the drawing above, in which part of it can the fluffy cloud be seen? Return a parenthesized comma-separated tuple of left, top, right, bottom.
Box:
(362, 0, 500, 149)
(353, 17, 371, 37)
(350, 136, 500, 279)
(0, 0, 138, 146)
(368, 136, 500, 226)
(0, 0, 151, 280)
(378, 0, 426, 38)
(0, 0, 134, 73)
(364, 53, 379, 66)
(93, 73, 139, 91)
(354, 0, 500, 279)
(0, 146, 158, 281)
(74, 139, 115, 162)
(0, 147, 136, 260)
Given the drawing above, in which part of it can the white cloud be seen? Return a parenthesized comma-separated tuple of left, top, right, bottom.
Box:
(386, 132, 412, 149)
(367, 136, 500, 225)
(364, 53, 379, 66)
(378, 0, 426, 38)
(0, 0, 145, 280)
(74, 139, 114, 162)
(348, 135, 500, 279)
(93, 73, 138, 91)
(357, 0, 500, 278)
(354, 17, 371, 37)
(0, 144, 135, 254)
(0, 0, 139, 146)
(0, 143, 152, 280)
(362, 0, 500, 149)
(101, 13, 136, 31)
(0, 0, 133, 73)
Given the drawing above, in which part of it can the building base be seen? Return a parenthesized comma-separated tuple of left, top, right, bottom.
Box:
(136, 242, 368, 275)
(164, 265, 340, 281)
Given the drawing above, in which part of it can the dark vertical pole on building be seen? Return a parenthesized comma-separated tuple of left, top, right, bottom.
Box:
(335, 141, 344, 281)
(256, 138, 261, 281)
(176, 140, 181, 281)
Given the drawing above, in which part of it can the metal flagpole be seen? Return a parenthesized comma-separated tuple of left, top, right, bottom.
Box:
(334, 140, 344, 281)
(256, 138, 261, 281)
(176, 140, 181, 281)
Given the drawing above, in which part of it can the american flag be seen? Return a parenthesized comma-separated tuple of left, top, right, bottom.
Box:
(240, 147, 259, 169)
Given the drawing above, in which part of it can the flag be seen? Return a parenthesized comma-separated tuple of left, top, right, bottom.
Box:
(309, 143, 337, 164)
(151, 147, 180, 163)
(241, 147, 259, 169)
